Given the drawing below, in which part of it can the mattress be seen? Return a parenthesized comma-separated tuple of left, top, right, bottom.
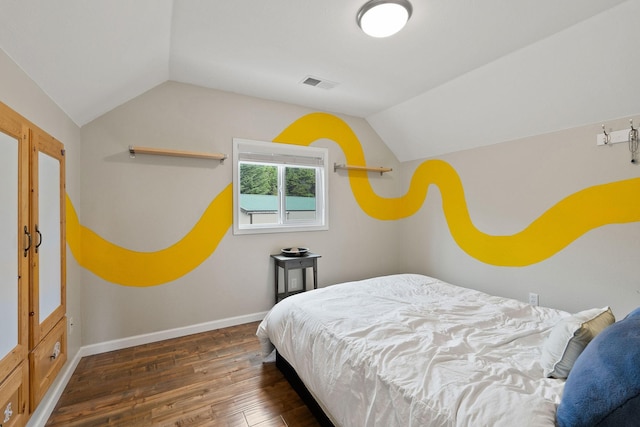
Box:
(257, 273, 569, 427)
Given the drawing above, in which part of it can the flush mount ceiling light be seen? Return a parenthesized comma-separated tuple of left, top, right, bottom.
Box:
(357, 0, 412, 38)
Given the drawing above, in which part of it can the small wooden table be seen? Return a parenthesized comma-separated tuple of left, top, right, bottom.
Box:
(271, 253, 321, 303)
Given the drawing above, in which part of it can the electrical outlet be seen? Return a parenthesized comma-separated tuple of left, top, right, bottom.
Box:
(68, 317, 74, 335)
(528, 293, 539, 306)
(291, 278, 298, 290)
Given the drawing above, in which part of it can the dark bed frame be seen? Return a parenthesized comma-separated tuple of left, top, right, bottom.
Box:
(275, 350, 336, 427)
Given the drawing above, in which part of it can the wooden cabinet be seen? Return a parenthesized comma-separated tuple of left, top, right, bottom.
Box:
(29, 318, 66, 409)
(0, 106, 30, 427)
(28, 127, 67, 410)
(0, 361, 29, 427)
(0, 102, 66, 426)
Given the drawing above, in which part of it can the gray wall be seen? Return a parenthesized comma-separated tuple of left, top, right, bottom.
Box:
(399, 116, 640, 317)
(79, 81, 402, 344)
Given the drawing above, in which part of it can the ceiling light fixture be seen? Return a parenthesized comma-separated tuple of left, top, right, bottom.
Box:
(356, 0, 412, 38)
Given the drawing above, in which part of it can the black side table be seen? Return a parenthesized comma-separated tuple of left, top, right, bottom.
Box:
(270, 253, 321, 303)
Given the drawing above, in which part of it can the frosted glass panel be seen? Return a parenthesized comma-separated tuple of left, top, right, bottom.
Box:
(38, 152, 61, 320)
(0, 132, 19, 358)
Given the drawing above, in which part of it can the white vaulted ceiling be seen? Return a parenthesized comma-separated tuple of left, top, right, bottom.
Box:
(0, 0, 637, 160)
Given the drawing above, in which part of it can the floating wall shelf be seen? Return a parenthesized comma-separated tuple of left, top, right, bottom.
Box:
(129, 145, 227, 162)
(334, 163, 392, 175)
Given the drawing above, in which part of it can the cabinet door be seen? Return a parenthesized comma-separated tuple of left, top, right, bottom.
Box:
(29, 130, 65, 348)
(0, 360, 29, 427)
(0, 109, 29, 383)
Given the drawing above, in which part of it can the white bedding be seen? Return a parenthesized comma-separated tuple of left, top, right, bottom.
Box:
(257, 274, 569, 427)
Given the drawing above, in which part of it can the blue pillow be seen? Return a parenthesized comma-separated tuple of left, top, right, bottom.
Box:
(556, 307, 640, 427)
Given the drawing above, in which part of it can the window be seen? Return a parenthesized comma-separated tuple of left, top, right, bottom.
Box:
(232, 138, 329, 234)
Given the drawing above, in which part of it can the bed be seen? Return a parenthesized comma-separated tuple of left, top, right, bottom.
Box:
(257, 274, 638, 426)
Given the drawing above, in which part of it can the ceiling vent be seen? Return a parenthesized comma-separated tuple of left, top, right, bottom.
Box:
(301, 75, 338, 90)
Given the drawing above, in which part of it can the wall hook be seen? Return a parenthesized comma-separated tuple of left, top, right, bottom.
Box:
(602, 125, 611, 144)
(629, 119, 639, 164)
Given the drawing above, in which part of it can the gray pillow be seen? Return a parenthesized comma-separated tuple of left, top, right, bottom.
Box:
(540, 307, 614, 379)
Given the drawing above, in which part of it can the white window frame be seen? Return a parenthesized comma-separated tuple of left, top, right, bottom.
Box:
(232, 138, 329, 235)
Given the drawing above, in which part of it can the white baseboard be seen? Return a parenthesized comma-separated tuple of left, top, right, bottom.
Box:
(80, 311, 268, 356)
(26, 311, 268, 426)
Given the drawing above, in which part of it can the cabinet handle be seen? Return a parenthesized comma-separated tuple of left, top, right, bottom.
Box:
(23, 226, 31, 257)
(35, 224, 43, 253)
(50, 341, 61, 360)
(3, 401, 12, 423)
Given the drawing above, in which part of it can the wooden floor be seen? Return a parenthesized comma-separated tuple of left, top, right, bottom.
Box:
(46, 322, 320, 427)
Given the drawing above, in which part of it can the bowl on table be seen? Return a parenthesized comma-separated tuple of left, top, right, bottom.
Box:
(281, 247, 309, 257)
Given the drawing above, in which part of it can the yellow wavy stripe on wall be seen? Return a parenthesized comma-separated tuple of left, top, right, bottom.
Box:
(275, 112, 640, 266)
(66, 112, 640, 287)
(66, 184, 233, 287)
(274, 112, 402, 219)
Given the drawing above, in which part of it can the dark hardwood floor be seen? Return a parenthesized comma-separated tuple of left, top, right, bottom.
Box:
(46, 322, 320, 427)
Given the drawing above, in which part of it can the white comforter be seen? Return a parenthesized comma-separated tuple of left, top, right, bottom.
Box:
(257, 274, 569, 427)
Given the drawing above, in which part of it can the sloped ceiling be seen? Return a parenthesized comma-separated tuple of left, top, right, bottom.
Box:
(0, 0, 637, 160)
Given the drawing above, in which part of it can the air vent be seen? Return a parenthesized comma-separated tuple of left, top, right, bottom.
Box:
(300, 75, 338, 90)
(303, 77, 322, 86)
